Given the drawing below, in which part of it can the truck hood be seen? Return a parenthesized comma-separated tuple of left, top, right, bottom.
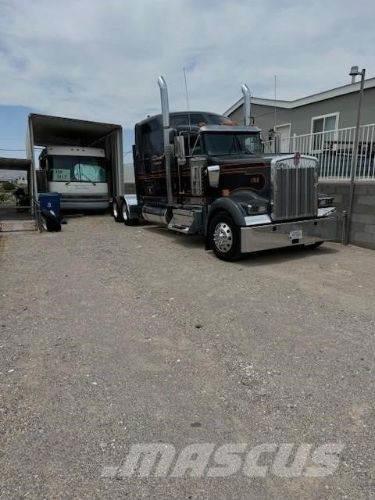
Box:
(207, 155, 272, 198)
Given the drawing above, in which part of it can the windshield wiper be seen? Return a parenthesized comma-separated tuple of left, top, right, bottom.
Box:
(80, 172, 96, 185)
(228, 136, 238, 155)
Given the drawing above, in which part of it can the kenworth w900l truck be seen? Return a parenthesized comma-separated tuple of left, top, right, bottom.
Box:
(112, 77, 337, 261)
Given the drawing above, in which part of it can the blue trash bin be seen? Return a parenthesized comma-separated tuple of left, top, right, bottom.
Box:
(38, 192, 61, 219)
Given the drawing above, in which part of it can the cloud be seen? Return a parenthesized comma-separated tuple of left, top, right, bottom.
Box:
(0, 0, 374, 134)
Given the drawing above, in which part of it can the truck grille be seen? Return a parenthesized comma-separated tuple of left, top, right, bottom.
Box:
(271, 156, 318, 221)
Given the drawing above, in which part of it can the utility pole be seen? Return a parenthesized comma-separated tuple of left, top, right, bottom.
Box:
(274, 75, 277, 129)
(345, 66, 366, 245)
(274, 75, 277, 153)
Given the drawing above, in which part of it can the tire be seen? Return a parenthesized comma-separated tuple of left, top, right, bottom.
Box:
(40, 209, 61, 232)
(208, 211, 241, 261)
(121, 200, 138, 226)
(41, 217, 48, 231)
(112, 199, 124, 222)
(41, 214, 61, 232)
(306, 241, 324, 250)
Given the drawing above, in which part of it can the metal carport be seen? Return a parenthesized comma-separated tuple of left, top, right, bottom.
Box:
(26, 114, 124, 212)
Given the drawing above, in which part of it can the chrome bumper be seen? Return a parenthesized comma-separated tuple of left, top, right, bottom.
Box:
(240, 215, 337, 253)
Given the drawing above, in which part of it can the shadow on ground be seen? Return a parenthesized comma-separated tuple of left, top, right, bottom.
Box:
(142, 224, 340, 265)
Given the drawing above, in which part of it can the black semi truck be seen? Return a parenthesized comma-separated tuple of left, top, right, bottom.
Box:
(112, 77, 337, 261)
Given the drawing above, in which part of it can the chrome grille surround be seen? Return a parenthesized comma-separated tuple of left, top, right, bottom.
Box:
(271, 155, 319, 221)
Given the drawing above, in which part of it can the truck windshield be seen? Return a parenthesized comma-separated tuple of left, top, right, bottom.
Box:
(48, 157, 107, 183)
(203, 133, 263, 156)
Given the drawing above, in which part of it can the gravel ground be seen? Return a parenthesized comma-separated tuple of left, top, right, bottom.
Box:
(0, 215, 374, 499)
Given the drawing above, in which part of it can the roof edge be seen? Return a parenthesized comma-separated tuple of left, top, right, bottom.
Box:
(224, 77, 375, 116)
(28, 113, 122, 130)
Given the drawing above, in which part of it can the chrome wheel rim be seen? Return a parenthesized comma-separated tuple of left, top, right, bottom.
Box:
(213, 222, 233, 253)
(113, 203, 118, 218)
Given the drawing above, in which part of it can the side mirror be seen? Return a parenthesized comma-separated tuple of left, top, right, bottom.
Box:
(207, 165, 220, 188)
(174, 135, 186, 165)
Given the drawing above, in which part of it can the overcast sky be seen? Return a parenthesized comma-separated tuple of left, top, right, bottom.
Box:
(0, 0, 374, 156)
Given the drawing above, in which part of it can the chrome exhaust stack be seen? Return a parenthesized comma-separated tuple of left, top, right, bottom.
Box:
(158, 76, 173, 205)
(241, 84, 251, 126)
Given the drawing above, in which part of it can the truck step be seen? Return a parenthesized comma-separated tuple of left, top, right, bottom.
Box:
(168, 207, 203, 235)
(168, 223, 190, 234)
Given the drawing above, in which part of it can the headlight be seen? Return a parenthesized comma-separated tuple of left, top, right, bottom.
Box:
(246, 203, 268, 215)
(318, 196, 334, 208)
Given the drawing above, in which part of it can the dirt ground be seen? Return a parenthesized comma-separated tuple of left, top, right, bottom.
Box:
(0, 215, 374, 499)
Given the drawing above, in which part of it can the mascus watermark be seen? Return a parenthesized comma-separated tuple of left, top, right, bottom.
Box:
(101, 442, 344, 479)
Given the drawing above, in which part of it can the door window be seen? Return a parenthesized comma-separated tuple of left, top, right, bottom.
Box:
(312, 114, 339, 151)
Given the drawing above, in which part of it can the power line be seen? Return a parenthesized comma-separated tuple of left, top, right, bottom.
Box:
(0, 148, 27, 152)
(0, 146, 47, 151)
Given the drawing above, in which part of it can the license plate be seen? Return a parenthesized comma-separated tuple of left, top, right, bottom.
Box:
(289, 229, 302, 240)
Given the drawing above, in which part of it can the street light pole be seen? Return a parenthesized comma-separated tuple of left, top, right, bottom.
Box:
(345, 67, 366, 245)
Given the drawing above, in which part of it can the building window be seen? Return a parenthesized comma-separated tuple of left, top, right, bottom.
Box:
(311, 113, 339, 151)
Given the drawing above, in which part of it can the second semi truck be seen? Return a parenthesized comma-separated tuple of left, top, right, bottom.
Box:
(112, 77, 337, 261)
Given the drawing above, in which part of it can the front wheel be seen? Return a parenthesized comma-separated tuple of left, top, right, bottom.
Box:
(208, 212, 241, 261)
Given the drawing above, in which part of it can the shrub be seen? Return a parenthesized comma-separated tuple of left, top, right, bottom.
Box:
(2, 181, 16, 191)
